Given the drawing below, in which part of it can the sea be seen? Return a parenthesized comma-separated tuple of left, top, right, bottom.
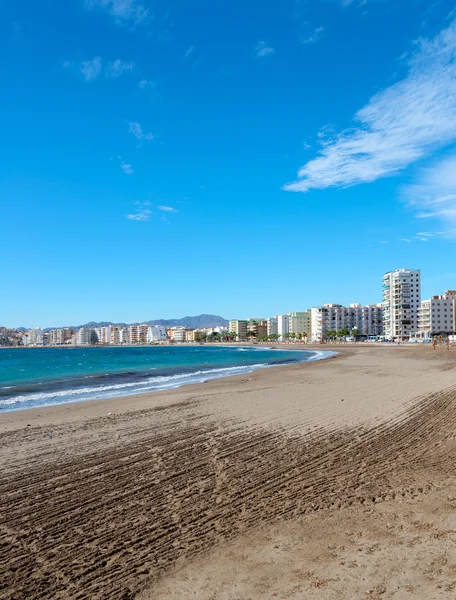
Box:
(0, 345, 334, 412)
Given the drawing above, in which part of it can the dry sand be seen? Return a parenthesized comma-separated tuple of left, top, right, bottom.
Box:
(1, 344, 456, 599)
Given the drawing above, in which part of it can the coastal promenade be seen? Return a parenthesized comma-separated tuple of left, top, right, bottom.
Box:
(1, 345, 456, 598)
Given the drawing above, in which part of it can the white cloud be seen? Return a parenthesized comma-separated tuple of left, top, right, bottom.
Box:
(127, 201, 151, 221)
(403, 154, 456, 230)
(106, 59, 135, 77)
(120, 161, 134, 174)
(184, 46, 194, 58)
(85, 0, 148, 26)
(128, 121, 154, 143)
(157, 205, 178, 213)
(80, 56, 102, 81)
(301, 26, 324, 44)
(255, 41, 275, 58)
(284, 19, 456, 193)
(127, 209, 151, 221)
(139, 79, 155, 89)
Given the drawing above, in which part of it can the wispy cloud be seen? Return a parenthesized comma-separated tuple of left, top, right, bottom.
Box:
(284, 19, 456, 193)
(127, 201, 151, 221)
(80, 56, 102, 81)
(403, 154, 456, 230)
(184, 46, 194, 58)
(157, 205, 178, 213)
(128, 121, 154, 144)
(139, 79, 155, 89)
(106, 59, 135, 78)
(73, 57, 134, 81)
(255, 41, 275, 58)
(85, 0, 148, 26)
(120, 160, 134, 175)
(301, 26, 324, 44)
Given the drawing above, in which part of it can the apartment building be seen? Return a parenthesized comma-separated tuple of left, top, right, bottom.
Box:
(77, 328, 94, 345)
(49, 328, 73, 345)
(23, 328, 45, 346)
(94, 326, 110, 344)
(185, 329, 196, 342)
(311, 304, 384, 341)
(382, 269, 421, 339)
(267, 317, 278, 337)
(146, 325, 167, 342)
(247, 319, 267, 338)
(128, 324, 148, 344)
(288, 311, 312, 337)
(277, 314, 290, 341)
(418, 291, 456, 336)
(228, 320, 248, 340)
(110, 326, 122, 345)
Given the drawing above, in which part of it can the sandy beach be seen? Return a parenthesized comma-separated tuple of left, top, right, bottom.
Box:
(2, 344, 456, 599)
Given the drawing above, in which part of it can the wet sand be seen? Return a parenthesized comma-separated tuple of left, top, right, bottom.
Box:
(1, 344, 456, 599)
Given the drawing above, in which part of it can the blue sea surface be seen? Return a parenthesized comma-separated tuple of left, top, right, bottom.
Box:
(0, 345, 334, 412)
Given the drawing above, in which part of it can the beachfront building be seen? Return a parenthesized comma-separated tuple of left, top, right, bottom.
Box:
(277, 314, 290, 341)
(185, 329, 196, 342)
(311, 304, 384, 341)
(77, 328, 95, 345)
(110, 326, 122, 345)
(146, 325, 167, 343)
(382, 269, 421, 340)
(267, 317, 278, 337)
(228, 320, 248, 340)
(289, 311, 312, 338)
(49, 328, 73, 345)
(247, 319, 267, 338)
(128, 324, 148, 344)
(94, 326, 110, 345)
(23, 328, 45, 346)
(418, 291, 456, 337)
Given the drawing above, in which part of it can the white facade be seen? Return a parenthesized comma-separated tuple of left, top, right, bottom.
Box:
(77, 328, 94, 345)
(49, 328, 73, 345)
(267, 317, 278, 336)
(311, 304, 384, 342)
(277, 314, 290, 341)
(418, 291, 456, 335)
(382, 269, 421, 339)
(23, 328, 45, 346)
(147, 325, 167, 342)
(94, 326, 110, 344)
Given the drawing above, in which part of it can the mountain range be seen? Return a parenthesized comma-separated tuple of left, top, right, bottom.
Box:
(42, 314, 229, 332)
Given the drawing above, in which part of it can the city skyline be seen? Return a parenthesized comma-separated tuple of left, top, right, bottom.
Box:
(2, 1, 456, 327)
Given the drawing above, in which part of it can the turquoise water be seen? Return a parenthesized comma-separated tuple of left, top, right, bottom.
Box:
(0, 345, 334, 412)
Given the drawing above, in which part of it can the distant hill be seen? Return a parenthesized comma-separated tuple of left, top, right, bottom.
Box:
(42, 315, 228, 331)
(146, 315, 228, 328)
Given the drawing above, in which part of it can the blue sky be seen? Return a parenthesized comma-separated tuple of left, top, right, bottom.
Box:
(2, 0, 456, 328)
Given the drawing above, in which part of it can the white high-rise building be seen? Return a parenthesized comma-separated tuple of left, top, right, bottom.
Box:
(77, 328, 94, 345)
(277, 314, 290, 341)
(267, 317, 278, 337)
(147, 325, 167, 342)
(311, 304, 383, 342)
(382, 269, 421, 340)
(23, 328, 45, 346)
(418, 291, 456, 337)
(94, 326, 110, 344)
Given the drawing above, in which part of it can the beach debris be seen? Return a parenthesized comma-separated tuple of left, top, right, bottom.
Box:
(47, 434, 53, 439)
(26, 424, 31, 427)
(107, 412, 113, 416)
(341, 399, 344, 401)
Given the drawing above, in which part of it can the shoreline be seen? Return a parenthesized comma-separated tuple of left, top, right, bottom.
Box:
(0, 345, 336, 416)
